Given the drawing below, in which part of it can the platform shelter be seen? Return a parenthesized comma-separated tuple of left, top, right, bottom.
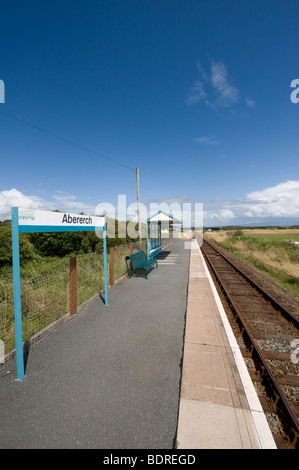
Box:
(146, 210, 180, 259)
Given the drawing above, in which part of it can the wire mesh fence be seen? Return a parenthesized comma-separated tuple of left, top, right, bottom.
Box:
(111, 240, 140, 280)
(0, 260, 70, 363)
(0, 277, 15, 361)
(76, 252, 104, 308)
(0, 239, 157, 365)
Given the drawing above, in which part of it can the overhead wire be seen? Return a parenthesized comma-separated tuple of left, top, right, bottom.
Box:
(0, 110, 136, 172)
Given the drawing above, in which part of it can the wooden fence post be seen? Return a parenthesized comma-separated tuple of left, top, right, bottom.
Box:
(130, 242, 133, 255)
(69, 257, 77, 315)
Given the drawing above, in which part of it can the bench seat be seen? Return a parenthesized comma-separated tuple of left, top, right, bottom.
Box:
(125, 250, 158, 279)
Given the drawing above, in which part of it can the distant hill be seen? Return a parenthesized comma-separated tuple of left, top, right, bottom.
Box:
(204, 224, 299, 231)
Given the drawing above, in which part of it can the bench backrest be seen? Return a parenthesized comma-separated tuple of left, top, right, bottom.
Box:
(128, 250, 146, 268)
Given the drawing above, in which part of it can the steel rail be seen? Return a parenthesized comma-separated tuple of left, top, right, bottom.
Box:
(203, 238, 299, 328)
(200, 238, 299, 448)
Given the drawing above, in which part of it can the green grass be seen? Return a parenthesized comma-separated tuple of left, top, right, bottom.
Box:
(205, 230, 299, 297)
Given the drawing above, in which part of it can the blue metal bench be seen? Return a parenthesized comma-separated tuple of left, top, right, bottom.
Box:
(125, 250, 158, 279)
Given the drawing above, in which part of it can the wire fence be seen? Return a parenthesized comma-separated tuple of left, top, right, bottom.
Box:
(111, 240, 140, 281)
(76, 251, 104, 307)
(0, 239, 162, 366)
(0, 261, 70, 363)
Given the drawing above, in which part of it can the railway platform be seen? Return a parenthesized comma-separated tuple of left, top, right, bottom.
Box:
(176, 238, 277, 449)
(0, 240, 189, 449)
(0, 238, 278, 449)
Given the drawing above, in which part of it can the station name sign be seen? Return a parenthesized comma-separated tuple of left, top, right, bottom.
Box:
(61, 214, 93, 225)
(17, 208, 105, 232)
(11, 206, 109, 381)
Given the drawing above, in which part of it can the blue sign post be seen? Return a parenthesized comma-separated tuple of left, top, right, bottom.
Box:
(11, 207, 108, 381)
(11, 207, 24, 380)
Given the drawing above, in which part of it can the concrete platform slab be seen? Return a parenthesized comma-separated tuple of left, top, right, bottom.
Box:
(176, 238, 277, 450)
(177, 399, 261, 449)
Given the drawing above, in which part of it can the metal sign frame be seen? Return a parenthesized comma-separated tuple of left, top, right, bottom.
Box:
(11, 207, 108, 381)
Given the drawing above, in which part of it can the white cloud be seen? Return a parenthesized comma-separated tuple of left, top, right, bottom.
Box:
(186, 80, 207, 105)
(187, 58, 253, 113)
(52, 194, 95, 213)
(193, 136, 220, 145)
(0, 188, 96, 220)
(210, 60, 240, 107)
(203, 207, 236, 223)
(202, 180, 299, 226)
(0, 188, 55, 220)
(247, 180, 299, 202)
(245, 180, 299, 218)
(245, 97, 255, 108)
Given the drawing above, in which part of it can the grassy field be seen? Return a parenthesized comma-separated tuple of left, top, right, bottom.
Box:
(204, 228, 299, 297)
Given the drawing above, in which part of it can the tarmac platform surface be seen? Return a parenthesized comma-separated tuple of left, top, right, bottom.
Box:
(0, 238, 277, 449)
(0, 240, 189, 449)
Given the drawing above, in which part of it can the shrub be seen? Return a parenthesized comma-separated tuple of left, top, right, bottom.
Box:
(0, 226, 35, 267)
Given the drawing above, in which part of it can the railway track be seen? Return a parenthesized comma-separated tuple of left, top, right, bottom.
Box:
(199, 237, 299, 449)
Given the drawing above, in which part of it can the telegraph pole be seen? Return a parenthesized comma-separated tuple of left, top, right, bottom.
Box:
(136, 167, 142, 249)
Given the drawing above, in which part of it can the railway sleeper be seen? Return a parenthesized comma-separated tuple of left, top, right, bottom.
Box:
(246, 366, 298, 446)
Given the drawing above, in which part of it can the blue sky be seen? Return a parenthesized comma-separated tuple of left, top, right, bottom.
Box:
(0, 0, 298, 226)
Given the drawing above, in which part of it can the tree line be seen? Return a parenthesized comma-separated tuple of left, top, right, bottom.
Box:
(0, 217, 138, 268)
